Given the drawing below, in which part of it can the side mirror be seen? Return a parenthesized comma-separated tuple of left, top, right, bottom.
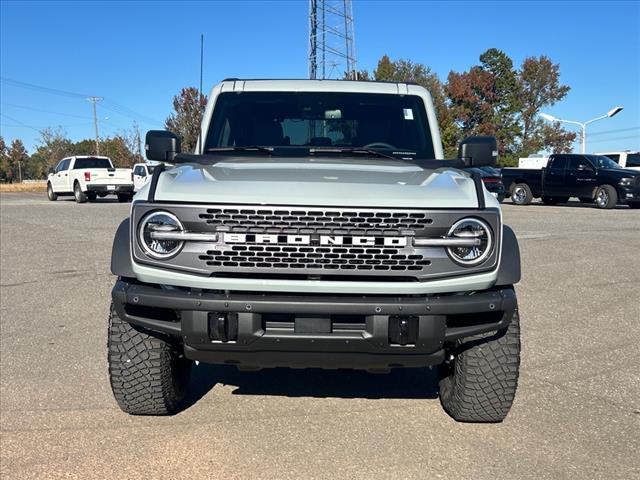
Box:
(458, 136, 498, 167)
(577, 164, 593, 172)
(145, 130, 181, 162)
(48, 167, 55, 175)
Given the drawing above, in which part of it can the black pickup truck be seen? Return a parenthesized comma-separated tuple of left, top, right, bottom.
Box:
(502, 154, 640, 209)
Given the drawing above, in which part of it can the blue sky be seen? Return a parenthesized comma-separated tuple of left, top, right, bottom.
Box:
(1, 0, 638, 154)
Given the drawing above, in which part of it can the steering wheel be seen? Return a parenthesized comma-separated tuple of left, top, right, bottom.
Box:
(362, 142, 396, 150)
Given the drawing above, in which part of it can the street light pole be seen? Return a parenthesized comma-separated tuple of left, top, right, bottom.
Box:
(539, 106, 624, 154)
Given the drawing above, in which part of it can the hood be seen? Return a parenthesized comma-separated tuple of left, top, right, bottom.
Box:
(601, 168, 640, 177)
(149, 157, 491, 209)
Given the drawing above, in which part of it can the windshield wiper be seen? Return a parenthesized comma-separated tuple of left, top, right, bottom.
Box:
(206, 146, 274, 154)
(309, 147, 400, 161)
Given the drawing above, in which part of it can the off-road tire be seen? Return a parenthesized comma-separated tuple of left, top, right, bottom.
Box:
(47, 182, 57, 201)
(438, 308, 521, 423)
(108, 303, 192, 415)
(117, 193, 131, 203)
(74, 181, 87, 203)
(510, 183, 532, 205)
(594, 184, 617, 209)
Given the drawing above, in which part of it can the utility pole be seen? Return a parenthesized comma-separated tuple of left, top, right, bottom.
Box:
(86, 96, 103, 155)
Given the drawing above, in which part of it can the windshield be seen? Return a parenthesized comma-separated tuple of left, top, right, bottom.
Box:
(587, 155, 623, 170)
(73, 157, 112, 169)
(205, 91, 435, 159)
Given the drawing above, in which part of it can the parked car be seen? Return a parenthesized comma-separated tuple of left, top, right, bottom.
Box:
(502, 154, 640, 209)
(468, 166, 506, 202)
(108, 79, 522, 423)
(47, 156, 134, 203)
(595, 151, 640, 172)
(132, 163, 158, 192)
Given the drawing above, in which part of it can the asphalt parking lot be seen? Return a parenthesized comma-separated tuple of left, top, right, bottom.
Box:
(1, 192, 639, 479)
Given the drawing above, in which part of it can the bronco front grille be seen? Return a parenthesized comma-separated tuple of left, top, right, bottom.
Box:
(131, 203, 501, 280)
(198, 245, 432, 272)
(198, 207, 433, 235)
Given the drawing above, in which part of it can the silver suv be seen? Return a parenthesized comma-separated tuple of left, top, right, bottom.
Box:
(108, 79, 521, 422)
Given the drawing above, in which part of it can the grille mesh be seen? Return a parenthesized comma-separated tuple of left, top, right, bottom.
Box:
(198, 245, 431, 272)
(198, 208, 433, 235)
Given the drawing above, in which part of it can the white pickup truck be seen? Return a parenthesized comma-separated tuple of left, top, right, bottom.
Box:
(132, 162, 159, 192)
(47, 156, 134, 203)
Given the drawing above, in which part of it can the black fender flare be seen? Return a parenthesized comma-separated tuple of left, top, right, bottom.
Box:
(496, 225, 521, 286)
(111, 218, 135, 278)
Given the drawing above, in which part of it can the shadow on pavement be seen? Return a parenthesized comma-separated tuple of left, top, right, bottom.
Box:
(183, 363, 439, 407)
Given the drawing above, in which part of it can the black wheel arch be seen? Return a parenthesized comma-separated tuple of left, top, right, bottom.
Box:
(496, 225, 521, 286)
(111, 218, 135, 277)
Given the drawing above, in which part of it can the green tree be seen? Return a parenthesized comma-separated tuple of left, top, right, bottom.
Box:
(373, 55, 457, 156)
(6, 139, 29, 182)
(165, 87, 208, 153)
(29, 127, 73, 178)
(0, 137, 9, 182)
(518, 55, 573, 156)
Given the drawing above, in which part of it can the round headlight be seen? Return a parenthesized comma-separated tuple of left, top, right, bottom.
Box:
(138, 211, 184, 259)
(446, 218, 493, 266)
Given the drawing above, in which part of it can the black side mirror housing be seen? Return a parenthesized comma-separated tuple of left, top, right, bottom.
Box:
(458, 136, 498, 167)
(145, 130, 181, 162)
(48, 167, 55, 175)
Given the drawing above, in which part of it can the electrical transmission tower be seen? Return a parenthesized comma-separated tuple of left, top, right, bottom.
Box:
(308, 0, 357, 80)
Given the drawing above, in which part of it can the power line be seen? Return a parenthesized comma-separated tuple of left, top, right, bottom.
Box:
(0, 76, 89, 98)
(589, 135, 640, 144)
(1, 102, 92, 120)
(588, 126, 640, 137)
(1, 76, 163, 126)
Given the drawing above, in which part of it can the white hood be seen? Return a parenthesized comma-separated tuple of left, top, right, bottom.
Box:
(145, 157, 495, 209)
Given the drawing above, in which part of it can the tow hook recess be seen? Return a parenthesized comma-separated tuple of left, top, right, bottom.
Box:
(208, 312, 239, 342)
(388, 316, 419, 346)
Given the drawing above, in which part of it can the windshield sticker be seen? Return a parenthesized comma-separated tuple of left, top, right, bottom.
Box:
(403, 108, 414, 120)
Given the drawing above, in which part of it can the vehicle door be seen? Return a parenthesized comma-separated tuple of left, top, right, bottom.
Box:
(543, 155, 567, 196)
(133, 165, 147, 191)
(52, 158, 71, 192)
(567, 156, 596, 197)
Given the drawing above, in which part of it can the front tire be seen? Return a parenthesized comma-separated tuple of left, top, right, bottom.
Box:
(74, 182, 87, 203)
(108, 303, 192, 415)
(438, 308, 521, 423)
(510, 183, 532, 205)
(47, 182, 57, 201)
(594, 185, 617, 209)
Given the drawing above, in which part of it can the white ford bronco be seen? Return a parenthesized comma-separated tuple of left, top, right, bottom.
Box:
(47, 156, 134, 203)
(109, 79, 522, 422)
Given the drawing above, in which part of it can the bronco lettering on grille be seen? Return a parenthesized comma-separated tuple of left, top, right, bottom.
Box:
(223, 233, 407, 247)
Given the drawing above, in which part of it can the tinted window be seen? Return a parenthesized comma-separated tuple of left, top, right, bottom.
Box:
(205, 91, 436, 159)
(56, 159, 70, 172)
(548, 156, 567, 170)
(569, 157, 593, 170)
(603, 154, 620, 163)
(587, 155, 622, 170)
(73, 157, 112, 169)
(134, 166, 144, 176)
(626, 153, 640, 167)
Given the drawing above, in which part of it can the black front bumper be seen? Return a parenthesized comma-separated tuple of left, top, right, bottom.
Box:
(112, 280, 517, 370)
(87, 183, 134, 194)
